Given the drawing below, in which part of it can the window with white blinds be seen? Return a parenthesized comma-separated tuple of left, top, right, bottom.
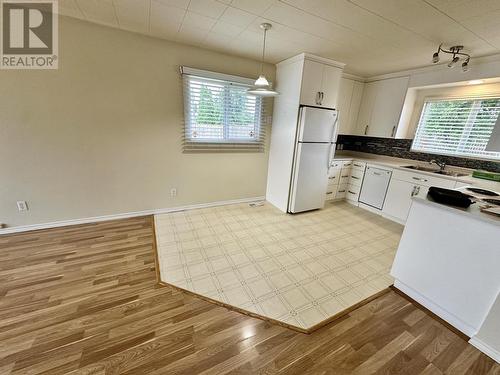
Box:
(182, 68, 267, 152)
(412, 97, 500, 160)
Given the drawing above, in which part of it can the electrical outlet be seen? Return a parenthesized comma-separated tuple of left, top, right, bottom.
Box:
(170, 188, 177, 198)
(17, 201, 28, 212)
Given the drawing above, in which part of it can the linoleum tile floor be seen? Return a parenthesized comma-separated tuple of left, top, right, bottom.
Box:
(155, 200, 403, 331)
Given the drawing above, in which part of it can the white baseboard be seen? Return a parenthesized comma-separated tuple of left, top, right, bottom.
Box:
(381, 212, 406, 225)
(0, 196, 266, 235)
(469, 337, 500, 364)
(358, 202, 383, 215)
(393, 280, 477, 338)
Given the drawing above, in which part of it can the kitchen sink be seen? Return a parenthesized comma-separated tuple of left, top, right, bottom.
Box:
(402, 165, 468, 177)
(402, 165, 440, 172)
(433, 170, 469, 177)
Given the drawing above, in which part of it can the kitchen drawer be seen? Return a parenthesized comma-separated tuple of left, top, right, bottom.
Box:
(340, 167, 351, 176)
(342, 160, 353, 168)
(330, 160, 342, 169)
(327, 175, 339, 185)
(392, 169, 456, 188)
(346, 186, 360, 202)
(328, 167, 340, 179)
(325, 190, 335, 201)
(336, 184, 347, 199)
(349, 168, 365, 186)
(352, 161, 366, 170)
(339, 174, 350, 185)
(347, 183, 361, 194)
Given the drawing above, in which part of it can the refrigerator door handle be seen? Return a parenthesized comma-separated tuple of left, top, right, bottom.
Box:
(327, 142, 335, 169)
(327, 111, 339, 169)
(330, 111, 339, 143)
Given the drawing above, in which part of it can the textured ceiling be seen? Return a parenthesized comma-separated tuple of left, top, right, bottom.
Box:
(58, 0, 500, 76)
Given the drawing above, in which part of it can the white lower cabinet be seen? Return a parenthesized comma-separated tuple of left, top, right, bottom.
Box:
(346, 184, 361, 203)
(382, 170, 455, 223)
(325, 183, 337, 200)
(326, 159, 352, 201)
(382, 179, 420, 223)
(329, 158, 469, 225)
(336, 184, 347, 199)
(346, 162, 366, 206)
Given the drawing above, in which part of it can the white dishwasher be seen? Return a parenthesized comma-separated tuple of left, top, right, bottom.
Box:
(359, 166, 392, 210)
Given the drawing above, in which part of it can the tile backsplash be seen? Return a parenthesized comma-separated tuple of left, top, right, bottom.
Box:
(337, 135, 500, 173)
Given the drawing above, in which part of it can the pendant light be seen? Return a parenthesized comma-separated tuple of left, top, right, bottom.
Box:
(247, 23, 279, 97)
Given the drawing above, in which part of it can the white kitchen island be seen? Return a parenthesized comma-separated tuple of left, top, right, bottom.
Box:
(391, 194, 500, 361)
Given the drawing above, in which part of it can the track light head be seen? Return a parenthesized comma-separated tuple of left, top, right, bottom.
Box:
(432, 52, 440, 64)
(462, 60, 469, 72)
(448, 56, 459, 68)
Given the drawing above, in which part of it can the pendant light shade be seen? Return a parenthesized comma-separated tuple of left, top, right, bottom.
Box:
(254, 75, 270, 87)
(247, 23, 279, 97)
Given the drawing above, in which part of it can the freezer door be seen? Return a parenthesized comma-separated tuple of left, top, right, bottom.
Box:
(298, 106, 337, 143)
(289, 142, 331, 213)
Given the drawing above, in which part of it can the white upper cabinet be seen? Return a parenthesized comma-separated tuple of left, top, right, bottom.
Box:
(356, 76, 409, 137)
(300, 60, 324, 107)
(337, 78, 364, 135)
(356, 81, 378, 135)
(337, 78, 354, 134)
(300, 58, 343, 108)
(349, 81, 364, 132)
(321, 65, 342, 108)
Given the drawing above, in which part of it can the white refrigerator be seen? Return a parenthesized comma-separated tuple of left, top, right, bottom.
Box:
(288, 106, 338, 213)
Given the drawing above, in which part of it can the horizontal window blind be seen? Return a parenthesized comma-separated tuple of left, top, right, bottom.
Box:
(412, 97, 500, 160)
(182, 69, 269, 152)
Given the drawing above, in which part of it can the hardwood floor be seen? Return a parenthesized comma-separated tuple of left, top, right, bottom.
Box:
(0, 216, 497, 375)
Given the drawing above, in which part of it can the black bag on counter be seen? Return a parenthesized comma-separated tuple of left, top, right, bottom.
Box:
(427, 186, 473, 208)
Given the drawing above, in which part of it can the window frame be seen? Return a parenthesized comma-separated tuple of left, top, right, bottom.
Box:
(181, 66, 267, 152)
(411, 94, 500, 161)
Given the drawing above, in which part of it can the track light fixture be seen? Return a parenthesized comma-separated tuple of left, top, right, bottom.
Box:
(432, 44, 471, 72)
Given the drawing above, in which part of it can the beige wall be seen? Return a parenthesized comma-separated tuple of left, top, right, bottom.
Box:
(0, 17, 275, 228)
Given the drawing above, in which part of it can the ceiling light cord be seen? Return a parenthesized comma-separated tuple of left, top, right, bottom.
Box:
(260, 26, 267, 75)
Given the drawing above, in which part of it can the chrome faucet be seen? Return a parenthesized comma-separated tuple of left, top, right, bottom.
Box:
(430, 159, 446, 171)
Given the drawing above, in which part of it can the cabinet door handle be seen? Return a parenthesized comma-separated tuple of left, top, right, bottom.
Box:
(320, 92, 324, 105)
(341, 175, 349, 178)
(328, 176, 335, 180)
(364, 125, 369, 135)
(391, 126, 396, 137)
(326, 192, 333, 195)
(353, 163, 363, 167)
(315, 92, 321, 105)
(348, 190, 356, 195)
(412, 176, 428, 182)
(351, 176, 359, 180)
(338, 189, 346, 193)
